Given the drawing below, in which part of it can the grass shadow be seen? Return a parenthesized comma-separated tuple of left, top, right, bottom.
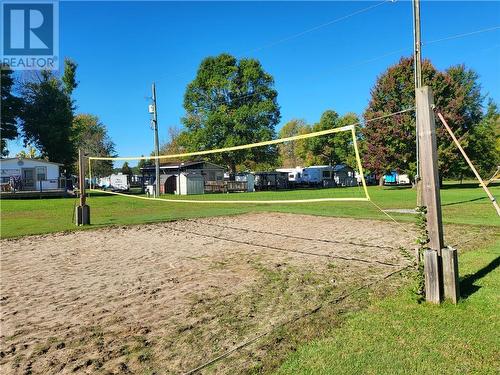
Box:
(460, 255, 500, 300)
(441, 183, 483, 190)
(442, 197, 486, 207)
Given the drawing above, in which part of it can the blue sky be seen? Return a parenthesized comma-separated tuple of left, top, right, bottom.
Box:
(8, 1, 500, 165)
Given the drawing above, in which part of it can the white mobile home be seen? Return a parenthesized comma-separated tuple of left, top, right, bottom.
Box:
(0, 158, 63, 191)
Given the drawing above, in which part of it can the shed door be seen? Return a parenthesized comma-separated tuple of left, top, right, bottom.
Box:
(165, 175, 176, 194)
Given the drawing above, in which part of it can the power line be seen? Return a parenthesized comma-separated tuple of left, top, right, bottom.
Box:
(163, 25, 500, 107)
(154, 0, 393, 84)
(424, 25, 500, 46)
(242, 0, 392, 55)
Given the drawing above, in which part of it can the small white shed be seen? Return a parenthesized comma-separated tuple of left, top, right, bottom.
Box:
(177, 173, 204, 195)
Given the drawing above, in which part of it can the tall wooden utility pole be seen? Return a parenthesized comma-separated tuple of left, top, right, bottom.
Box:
(417, 87, 459, 304)
(412, 0, 423, 206)
(75, 148, 90, 225)
(151, 83, 160, 197)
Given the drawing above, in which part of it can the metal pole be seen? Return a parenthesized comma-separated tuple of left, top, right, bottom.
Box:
(413, 0, 423, 206)
(152, 82, 160, 197)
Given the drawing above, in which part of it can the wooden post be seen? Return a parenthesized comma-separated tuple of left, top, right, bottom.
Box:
(424, 249, 440, 303)
(75, 148, 90, 225)
(79, 148, 86, 207)
(442, 247, 460, 304)
(417, 87, 444, 304)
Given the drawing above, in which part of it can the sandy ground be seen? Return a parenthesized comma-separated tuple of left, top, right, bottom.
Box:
(1, 213, 415, 374)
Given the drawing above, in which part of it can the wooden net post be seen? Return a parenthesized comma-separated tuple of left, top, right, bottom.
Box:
(416, 87, 448, 304)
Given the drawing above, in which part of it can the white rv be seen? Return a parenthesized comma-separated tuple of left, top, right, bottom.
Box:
(98, 173, 130, 191)
(302, 166, 335, 187)
(302, 165, 357, 187)
(276, 167, 305, 185)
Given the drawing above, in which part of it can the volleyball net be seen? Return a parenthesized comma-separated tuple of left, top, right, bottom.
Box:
(86, 111, 412, 204)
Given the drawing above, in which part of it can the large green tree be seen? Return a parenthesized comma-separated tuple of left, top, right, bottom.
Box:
(71, 113, 116, 177)
(362, 57, 490, 181)
(277, 119, 310, 168)
(1, 65, 22, 156)
(466, 100, 500, 178)
(302, 111, 359, 167)
(181, 53, 280, 174)
(20, 59, 78, 170)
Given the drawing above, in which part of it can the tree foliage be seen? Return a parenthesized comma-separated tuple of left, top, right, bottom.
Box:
(181, 53, 280, 173)
(16, 146, 39, 159)
(72, 114, 116, 177)
(362, 57, 491, 180)
(121, 161, 133, 179)
(19, 59, 78, 170)
(138, 156, 153, 170)
(1, 65, 22, 156)
(466, 100, 500, 178)
(301, 111, 358, 167)
(277, 119, 310, 167)
(158, 126, 189, 158)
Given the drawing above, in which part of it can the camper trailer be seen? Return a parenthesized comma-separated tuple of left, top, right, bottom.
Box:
(98, 173, 130, 191)
(276, 167, 304, 186)
(302, 166, 336, 187)
(302, 165, 357, 187)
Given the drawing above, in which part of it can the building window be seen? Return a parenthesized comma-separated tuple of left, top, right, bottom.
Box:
(35, 166, 47, 181)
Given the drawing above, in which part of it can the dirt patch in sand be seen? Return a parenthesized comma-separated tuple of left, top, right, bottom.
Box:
(1, 213, 415, 374)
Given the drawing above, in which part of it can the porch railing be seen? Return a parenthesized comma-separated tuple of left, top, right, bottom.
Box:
(0, 178, 68, 193)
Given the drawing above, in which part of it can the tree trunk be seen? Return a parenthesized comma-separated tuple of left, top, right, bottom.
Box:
(228, 162, 236, 181)
(378, 175, 384, 186)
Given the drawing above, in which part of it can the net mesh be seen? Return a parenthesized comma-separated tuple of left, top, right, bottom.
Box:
(88, 123, 370, 203)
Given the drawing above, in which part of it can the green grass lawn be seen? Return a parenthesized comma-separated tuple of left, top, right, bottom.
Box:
(275, 239, 500, 375)
(1, 182, 498, 238)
